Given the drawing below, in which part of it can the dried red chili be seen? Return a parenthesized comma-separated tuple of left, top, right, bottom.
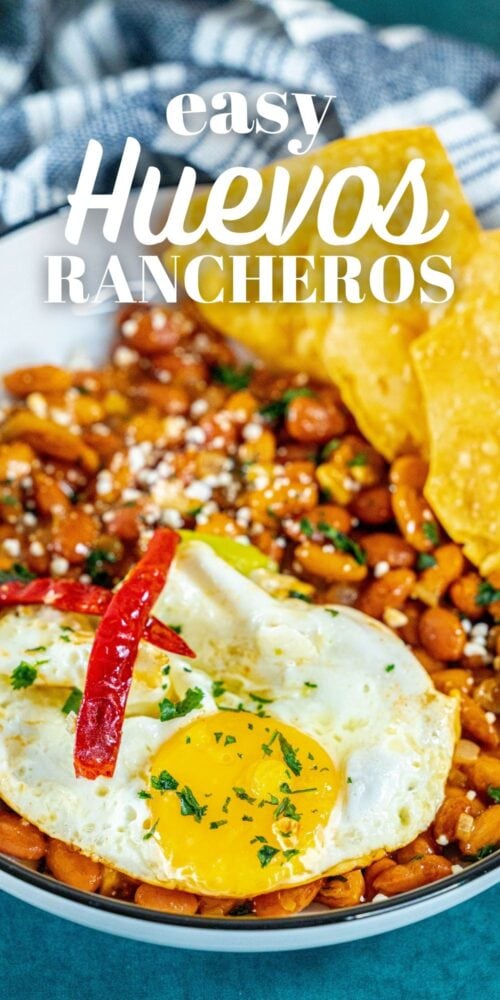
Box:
(0, 577, 194, 658)
(74, 528, 180, 780)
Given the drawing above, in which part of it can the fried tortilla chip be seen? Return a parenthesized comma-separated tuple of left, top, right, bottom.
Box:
(411, 231, 500, 573)
(166, 128, 479, 457)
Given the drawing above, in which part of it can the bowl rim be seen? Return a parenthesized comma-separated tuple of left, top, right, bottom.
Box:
(1, 849, 498, 932)
(0, 201, 498, 936)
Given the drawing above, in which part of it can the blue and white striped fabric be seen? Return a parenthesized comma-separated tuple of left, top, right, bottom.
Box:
(0, 0, 499, 235)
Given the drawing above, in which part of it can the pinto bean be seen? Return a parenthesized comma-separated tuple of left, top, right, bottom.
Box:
(395, 834, 436, 864)
(465, 755, 500, 796)
(253, 881, 321, 917)
(52, 509, 99, 564)
(390, 455, 428, 490)
(134, 884, 199, 914)
(371, 854, 452, 896)
(391, 485, 438, 553)
(361, 533, 415, 569)
(450, 573, 483, 619)
(419, 608, 466, 661)
(286, 395, 346, 444)
(350, 486, 392, 525)
(0, 412, 98, 472)
(357, 569, 416, 620)
(4, 365, 72, 398)
(413, 545, 464, 606)
(197, 897, 244, 916)
(295, 541, 367, 583)
(46, 839, 103, 893)
(460, 695, 499, 749)
(458, 805, 500, 856)
(317, 870, 364, 909)
(0, 811, 47, 861)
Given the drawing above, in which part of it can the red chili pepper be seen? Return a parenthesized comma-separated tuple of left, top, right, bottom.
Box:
(142, 617, 194, 658)
(0, 578, 111, 615)
(74, 528, 180, 780)
(0, 577, 194, 658)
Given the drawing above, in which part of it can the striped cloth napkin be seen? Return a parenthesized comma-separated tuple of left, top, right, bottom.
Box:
(0, 0, 499, 234)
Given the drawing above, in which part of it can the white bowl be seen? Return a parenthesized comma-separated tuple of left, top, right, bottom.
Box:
(0, 198, 498, 951)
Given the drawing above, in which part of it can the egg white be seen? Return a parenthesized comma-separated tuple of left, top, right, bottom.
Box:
(0, 542, 459, 894)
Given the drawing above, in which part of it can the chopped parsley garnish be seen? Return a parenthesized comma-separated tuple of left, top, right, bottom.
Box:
(487, 786, 500, 804)
(471, 844, 498, 860)
(325, 608, 339, 618)
(150, 770, 179, 793)
(176, 786, 207, 823)
(214, 732, 223, 744)
(10, 662, 37, 690)
(257, 845, 280, 868)
(26, 646, 47, 654)
(417, 553, 438, 570)
(422, 522, 439, 546)
(212, 363, 253, 391)
(279, 783, 317, 794)
(347, 452, 367, 467)
(0, 563, 36, 584)
(85, 548, 117, 588)
(212, 679, 226, 699)
(224, 735, 236, 746)
(282, 848, 300, 861)
(385, 664, 395, 673)
(274, 797, 301, 822)
(61, 687, 83, 715)
(143, 819, 159, 841)
(321, 438, 340, 460)
(242, 815, 253, 822)
(347, 777, 353, 784)
(210, 820, 227, 830)
(159, 686, 204, 722)
(299, 517, 314, 538)
(476, 581, 500, 607)
(167, 624, 183, 635)
(222, 796, 231, 814)
(304, 681, 317, 688)
(278, 732, 302, 776)
(249, 692, 273, 705)
(233, 787, 256, 804)
(260, 387, 314, 422)
(288, 590, 312, 603)
(0, 495, 18, 506)
(250, 835, 267, 844)
(318, 522, 366, 565)
(137, 790, 152, 800)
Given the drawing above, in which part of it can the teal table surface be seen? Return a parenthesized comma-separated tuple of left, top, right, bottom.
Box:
(1, 885, 498, 1000)
(333, 0, 500, 53)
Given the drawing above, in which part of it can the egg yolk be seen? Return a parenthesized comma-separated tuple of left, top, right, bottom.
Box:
(148, 712, 338, 897)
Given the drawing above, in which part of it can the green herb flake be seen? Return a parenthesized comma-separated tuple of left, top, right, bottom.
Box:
(143, 819, 159, 841)
(0, 563, 36, 584)
(210, 820, 227, 830)
(257, 845, 280, 868)
(214, 732, 223, 744)
(260, 387, 314, 422)
(167, 624, 182, 635)
(282, 848, 300, 861)
(487, 786, 500, 804)
(347, 777, 353, 784)
(212, 679, 226, 699)
(233, 786, 256, 804)
(274, 798, 301, 822)
(422, 522, 440, 546)
(385, 663, 395, 673)
(321, 439, 340, 460)
(159, 686, 204, 722)
(417, 553, 438, 570)
(278, 732, 302, 776)
(61, 687, 83, 715)
(288, 590, 312, 603)
(249, 692, 273, 705)
(476, 581, 500, 607)
(347, 452, 367, 468)
(150, 770, 179, 793)
(325, 608, 339, 618)
(304, 681, 317, 689)
(224, 735, 236, 746)
(212, 363, 253, 391)
(138, 790, 152, 800)
(222, 796, 231, 814)
(176, 786, 207, 823)
(299, 517, 314, 538)
(85, 548, 117, 588)
(318, 522, 366, 565)
(10, 662, 37, 690)
(471, 844, 498, 860)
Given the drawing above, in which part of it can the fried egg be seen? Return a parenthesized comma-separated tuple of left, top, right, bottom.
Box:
(0, 541, 459, 897)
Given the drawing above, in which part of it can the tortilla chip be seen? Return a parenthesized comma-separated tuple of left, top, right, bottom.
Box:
(411, 231, 500, 573)
(166, 128, 479, 457)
